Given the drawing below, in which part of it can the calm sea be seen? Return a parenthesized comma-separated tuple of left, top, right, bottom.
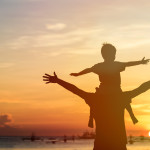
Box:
(0, 136, 150, 150)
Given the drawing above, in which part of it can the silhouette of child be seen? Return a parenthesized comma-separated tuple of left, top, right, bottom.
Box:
(70, 43, 150, 127)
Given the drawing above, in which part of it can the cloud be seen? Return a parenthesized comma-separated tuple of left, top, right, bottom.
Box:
(0, 114, 27, 136)
(0, 62, 14, 68)
(46, 23, 66, 31)
(9, 27, 103, 49)
(0, 114, 13, 126)
(132, 104, 149, 109)
(2, 0, 43, 2)
(0, 125, 29, 136)
(119, 24, 150, 30)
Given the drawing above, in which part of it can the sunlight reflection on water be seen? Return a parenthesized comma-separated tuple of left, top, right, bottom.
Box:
(0, 138, 150, 150)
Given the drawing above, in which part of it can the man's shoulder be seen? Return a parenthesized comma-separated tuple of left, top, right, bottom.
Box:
(122, 91, 132, 99)
(84, 93, 96, 106)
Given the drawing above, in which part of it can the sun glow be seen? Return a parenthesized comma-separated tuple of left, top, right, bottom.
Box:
(149, 131, 150, 137)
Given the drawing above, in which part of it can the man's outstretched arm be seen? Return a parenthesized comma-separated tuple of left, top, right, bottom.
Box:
(128, 80, 150, 98)
(43, 72, 90, 100)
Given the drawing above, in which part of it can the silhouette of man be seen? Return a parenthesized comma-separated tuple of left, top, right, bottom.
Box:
(43, 72, 150, 150)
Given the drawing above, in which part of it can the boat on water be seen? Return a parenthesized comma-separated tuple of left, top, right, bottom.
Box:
(22, 133, 42, 141)
(79, 131, 95, 139)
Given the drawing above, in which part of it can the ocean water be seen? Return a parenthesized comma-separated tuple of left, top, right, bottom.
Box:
(0, 136, 150, 150)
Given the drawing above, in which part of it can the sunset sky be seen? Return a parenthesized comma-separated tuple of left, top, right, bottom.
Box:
(0, 0, 150, 136)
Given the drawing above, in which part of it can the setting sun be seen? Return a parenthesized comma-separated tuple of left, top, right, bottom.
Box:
(149, 131, 150, 137)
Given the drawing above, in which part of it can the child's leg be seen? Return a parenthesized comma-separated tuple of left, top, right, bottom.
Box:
(88, 108, 94, 128)
(126, 104, 138, 124)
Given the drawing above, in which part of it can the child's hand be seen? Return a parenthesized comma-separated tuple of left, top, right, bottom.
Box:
(70, 73, 79, 76)
(141, 57, 150, 64)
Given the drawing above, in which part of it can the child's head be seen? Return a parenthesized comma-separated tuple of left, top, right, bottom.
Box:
(101, 43, 116, 62)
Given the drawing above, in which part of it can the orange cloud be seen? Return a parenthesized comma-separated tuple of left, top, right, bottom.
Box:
(0, 114, 13, 127)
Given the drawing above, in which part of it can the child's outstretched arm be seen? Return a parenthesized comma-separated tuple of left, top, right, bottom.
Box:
(70, 68, 92, 77)
(124, 57, 150, 67)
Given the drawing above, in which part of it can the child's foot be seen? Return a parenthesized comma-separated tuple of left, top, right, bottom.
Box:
(132, 117, 138, 124)
(88, 118, 94, 128)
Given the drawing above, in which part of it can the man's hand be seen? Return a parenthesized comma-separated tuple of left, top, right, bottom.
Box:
(141, 57, 150, 64)
(70, 73, 79, 76)
(43, 72, 58, 84)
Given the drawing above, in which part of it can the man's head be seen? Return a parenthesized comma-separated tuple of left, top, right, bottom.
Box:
(101, 43, 116, 62)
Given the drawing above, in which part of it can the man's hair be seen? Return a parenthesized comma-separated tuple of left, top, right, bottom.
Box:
(101, 43, 116, 59)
